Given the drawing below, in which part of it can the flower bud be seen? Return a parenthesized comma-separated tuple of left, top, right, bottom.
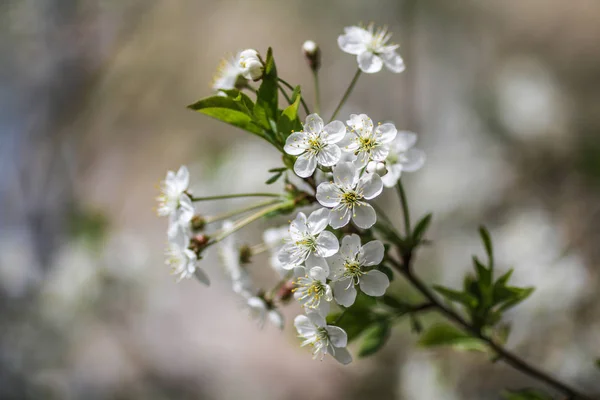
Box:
(239, 244, 252, 264)
(239, 49, 264, 81)
(302, 40, 321, 71)
(276, 280, 295, 303)
(189, 234, 210, 256)
(366, 161, 388, 176)
(191, 215, 206, 231)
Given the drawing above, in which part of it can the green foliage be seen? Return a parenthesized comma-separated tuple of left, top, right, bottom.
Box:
(502, 389, 553, 400)
(278, 86, 303, 142)
(434, 226, 534, 333)
(359, 320, 391, 357)
(412, 213, 432, 245)
(419, 323, 487, 352)
(253, 48, 279, 131)
(596, 358, 600, 369)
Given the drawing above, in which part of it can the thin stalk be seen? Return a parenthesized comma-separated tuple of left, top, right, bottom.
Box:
(395, 179, 411, 236)
(212, 199, 294, 243)
(312, 70, 321, 114)
(278, 84, 292, 105)
(277, 77, 310, 115)
(205, 199, 281, 224)
(249, 242, 270, 256)
(188, 192, 283, 202)
(330, 68, 361, 122)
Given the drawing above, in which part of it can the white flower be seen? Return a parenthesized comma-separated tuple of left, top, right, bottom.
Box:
(244, 294, 284, 330)
(293, 256, 332, 317)
(165, 238, 209, 284)
(302, 40, 318, 55)
(328, 234, 389, 307)
(294, 312, 352, 365)
(212, 53, 245, 93)
(157, 166, 194, 239)
(366, 161, 387, 176)
(316, 162, 383, 229)
(337, 24, 405, 74)
(284, 113, 346, 178)
(278, 208, 339, 269)
(381, 131, 426, 188)
(239, 49, 263, 81)
(263, 225, 290, 277)
(340, 114, 398, 167)
(218, 221, 254, 295)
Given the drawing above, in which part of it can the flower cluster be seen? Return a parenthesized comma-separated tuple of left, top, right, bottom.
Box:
(158, 23, 425, 365)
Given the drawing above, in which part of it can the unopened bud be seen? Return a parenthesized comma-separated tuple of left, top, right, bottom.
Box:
(191, 215, 206, 231)
(366, 161, 387, 176)
(189, 234, 210, 256)
(302, 40, 321, 71)
(277, 280, 295, 303)
(239, 245, 252, 264)
(239, 49, 264, 81)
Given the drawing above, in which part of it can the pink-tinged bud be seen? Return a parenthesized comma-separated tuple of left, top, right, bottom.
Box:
(277, 280, 295, 303)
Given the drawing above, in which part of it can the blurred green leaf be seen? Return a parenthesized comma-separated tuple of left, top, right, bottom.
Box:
(219, 89, 255, 114)
(434, 285, 477, 308)
(479, 225, 494, 266)
(278, 86, 302, 143)
(419, 323, 487, 352)
(502, 389, 553, 400)
(265, 172, 283, 184)
(595, 359, 600, 369)
(268, 167, 287, 173)
(473, 256, 492, 288)
(359, 321, 391, 357)
(412, 213, 432, 245)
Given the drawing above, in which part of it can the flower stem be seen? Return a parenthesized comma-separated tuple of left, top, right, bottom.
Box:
(278, 84, 292, 105)
(188, 193, 283, 202)
(395, 179, 411, 236)
(211, 199, 295, 244)
(329, 68, 361, 122)
(312, 70, 321, 114)
(277, 77, 310, 116)
(205, 199, 281, 224)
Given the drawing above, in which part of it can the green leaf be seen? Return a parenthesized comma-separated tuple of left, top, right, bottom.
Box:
(479, 225, 494, 266)
(278, 87, 303, 143)
(254, 47, 278, 131)
(412, 213, 432, 244)
(327, 311, 373, 342)
(473, 256, 492, 287)
(419, 323, 487, 352)
(378, 265, 395, 282)
(434, 285, 477, 308)
(380, 295, 411, 312)
(359, 321, 391, 357)
(219, 89, 255, 114)
(502, 389, 553, 400)
(268, 167, 287, 173)
(265, 172, 283, 184)
(496, 286, 534, 313)
(188, 95, 266, 138)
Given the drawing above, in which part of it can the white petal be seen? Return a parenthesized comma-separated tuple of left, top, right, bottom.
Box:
(394, 131, 418, 152)
(193, 268, 210, 286)
(322, 120, 347, 144)
(306, 311, 327, 327)
(315, 231, 340, 257)
(381, 164, 402, 188)
(294, 314, 316, 336)
(354, 151, 370, 168)
(381, 51, 405, 73)
(327, 254, 346, 280)
(277, 244, 301, 269)
(401, 148, 426, 172)
(316, 183, 342, 207)
(333, 162, 358, 190)
(359, 240, 385, 266)
(357, 51, 383, 74)
(284, 132, 309, 155)
(304, 113, 324, 134)
(332, 346, 353, 365)
(340, 234, 361, 258)
(360, 270, 390, 296)
(308, 208, 330, 234)
(268, 310, 284, 329)
(294, 152, 318, 178)
(316, 144, 341, 167)
(370, 145, 390, 162)
(176, 166, 190, 191)
(332, 279, 357, 307)
(326, 326, 348, 348)
(337, 27, 369, 55)
(329, 206, 352, 229)
(309, 266, 328, 282)
(290, 212, 308, 240)
(315, 298, 330, 318)
(358, 173, 383, 200)
(306, 254, 329, 277)
(375, 123, 398, 143)
(352, 204, 377, 229)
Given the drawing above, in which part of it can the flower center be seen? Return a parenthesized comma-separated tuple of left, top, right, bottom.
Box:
(296, 235, 317, 251)
(344, 260, 363, 277)
(294, 276, 327, 309)
(341, 190, 362, 207)
(307, 136, 325, 154)
(358, 136, 377, 153)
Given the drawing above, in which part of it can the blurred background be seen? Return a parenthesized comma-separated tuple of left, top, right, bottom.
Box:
(1, 0, 600, 398)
